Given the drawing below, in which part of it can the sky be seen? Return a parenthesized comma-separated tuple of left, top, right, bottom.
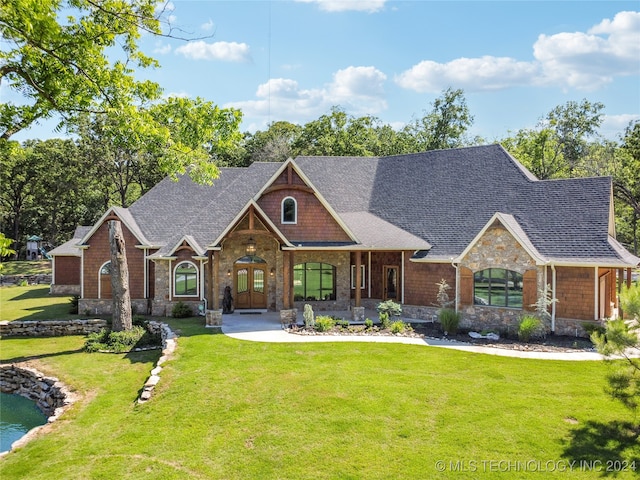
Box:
(8, 0, 640, 142)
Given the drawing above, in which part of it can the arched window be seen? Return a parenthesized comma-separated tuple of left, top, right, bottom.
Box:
(293, 263, 336, 301)
(174, 261, 198, 297)
(281, 197, 297, 224)
(473, 268, 523, 308)
(99, 261, 112, 299)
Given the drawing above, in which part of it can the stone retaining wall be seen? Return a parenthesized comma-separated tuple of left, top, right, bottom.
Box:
(0, 274, 51, 286)
(0, 365, 76, 418)
(137, 321, 177, 404)
(0, 364, 78, 454)
(0, 319, 108, 337)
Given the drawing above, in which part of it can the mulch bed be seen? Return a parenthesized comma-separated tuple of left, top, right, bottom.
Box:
(289, 322, 596, 353)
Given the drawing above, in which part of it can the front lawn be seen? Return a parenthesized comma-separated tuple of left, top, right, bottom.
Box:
(0, 285, 78, 321)
(1, 317, 637, 479)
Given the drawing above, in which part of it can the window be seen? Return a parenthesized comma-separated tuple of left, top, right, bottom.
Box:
(282, 197, 297, 224)
(99, 261, 112, 299)
(351, 264, 365, 289)
(474, 268, 523, 308)
(293, 263, 336, 301)
(174, 261, 198, 296)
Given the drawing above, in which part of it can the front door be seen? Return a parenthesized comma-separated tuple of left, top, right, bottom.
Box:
(383, 265, 399, 301)
(235, 265, 267, 309)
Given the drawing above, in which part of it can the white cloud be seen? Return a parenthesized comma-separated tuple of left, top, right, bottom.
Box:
(201, 19, 214, 31)
(602, 113, 640, 137)
(153, 42, 172, 55)
(395, 56, 538, 93)
(534, 11, 640, 89)
(295, 0, 386, 13)
(396, 11, 640, 93)
(174, 41, 251, 62)
(227, 66, 387, 127)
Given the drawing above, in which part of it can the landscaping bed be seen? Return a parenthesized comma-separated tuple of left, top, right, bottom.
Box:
(288, 319, 596, 353)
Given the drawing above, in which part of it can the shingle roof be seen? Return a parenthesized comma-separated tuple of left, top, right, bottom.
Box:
(49, 226, 91, 256)
(295, 144, 639, 266)
(91, 144, 637, 267)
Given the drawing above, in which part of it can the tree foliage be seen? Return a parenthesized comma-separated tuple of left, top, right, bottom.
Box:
(592, 284, 640, 424)
(403, 87, 475, 151)
(0, 0, 164, 140)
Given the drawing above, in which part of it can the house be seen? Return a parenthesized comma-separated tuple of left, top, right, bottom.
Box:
(50, 144, 639, 336)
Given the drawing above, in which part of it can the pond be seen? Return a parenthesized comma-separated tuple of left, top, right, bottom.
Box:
(0, 392, 47, 453)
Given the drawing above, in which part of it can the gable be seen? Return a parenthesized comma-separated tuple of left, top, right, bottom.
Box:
(456, 216, 541, 272)
(256, 161, 355, 245)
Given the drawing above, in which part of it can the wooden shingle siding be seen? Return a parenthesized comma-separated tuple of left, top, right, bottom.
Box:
(258, 189, 351, 243)
(554, 266, 594, 320)
(55, 257, 80, 285)
(522, 270, 537, 312)
(459, 267, 474, 306)
(83, 221, 145, 299)
(404, 261, 456, 307)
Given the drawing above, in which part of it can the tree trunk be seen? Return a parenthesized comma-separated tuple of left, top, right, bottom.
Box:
(109, 220, 132, 331)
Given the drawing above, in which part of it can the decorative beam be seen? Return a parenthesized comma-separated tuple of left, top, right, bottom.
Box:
(261, 184, 314, 195)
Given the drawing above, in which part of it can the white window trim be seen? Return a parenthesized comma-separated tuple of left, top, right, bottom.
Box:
(351, 264, 365, 289)
(173, 260, 199, 297)
(281, 196, 297, 224)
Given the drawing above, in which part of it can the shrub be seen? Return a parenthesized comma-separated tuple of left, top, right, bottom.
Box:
(379, 312, 391, 329)
(364, 318, 374, 330)
(376, 299, 402, 319)
(582, 322, 605, 337)
(172, 301, 192, 318)
(132, 315, 147, 327)
(303, 304, 315, 328)
(518, 315, 543, 342)
(314, 315, 335, 332)
(336, 319, 349, 329)
(390, 320, 406, 334)
(84, 326, 160, 353)
(439, 308, 460, 335)
(69, 295, 79, 314)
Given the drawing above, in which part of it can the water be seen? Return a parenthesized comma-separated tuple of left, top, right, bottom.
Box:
(0, 392, 47, 453)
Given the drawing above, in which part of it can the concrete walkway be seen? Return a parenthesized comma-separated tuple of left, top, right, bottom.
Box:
(219, 311, 605, 361)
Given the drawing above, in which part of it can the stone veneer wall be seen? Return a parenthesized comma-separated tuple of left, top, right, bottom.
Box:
(50, 284, 80, 296)
(458, 224, 543, 332)
(292, 250, 351, 312)
(80, 298, 150, 317)
(0, 319, 107, 337)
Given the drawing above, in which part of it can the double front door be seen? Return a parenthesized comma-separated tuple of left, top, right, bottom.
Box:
(235, 264, 267, 309)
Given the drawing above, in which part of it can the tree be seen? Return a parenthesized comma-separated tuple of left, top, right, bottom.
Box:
(0, 0, 164, 140)
(0, 233, 17, 272)
(616, 121, 640, 254)
(1, 1, 222, 184)
(0, 141, 39, 256)
(545, 99, 604, 174)
(241, 121, 302, 165)
(592, 284, 640, 428)
(500, 128, 568, 180)
(109, 220, 132, 332)
(404, 87, 474, 151)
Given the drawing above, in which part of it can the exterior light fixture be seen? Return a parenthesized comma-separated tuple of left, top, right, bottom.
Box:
(270, 268, 275, 277)
(227, 269, 231, 277)
(245, 237, 256, 256)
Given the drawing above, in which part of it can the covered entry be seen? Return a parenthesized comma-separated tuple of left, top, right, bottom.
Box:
(234, 255, 267, 309)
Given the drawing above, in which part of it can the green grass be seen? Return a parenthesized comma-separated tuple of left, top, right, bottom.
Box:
(1, 315, 638, 479)
(0, 285, 78, 321)
(0, 260, 51, 276)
